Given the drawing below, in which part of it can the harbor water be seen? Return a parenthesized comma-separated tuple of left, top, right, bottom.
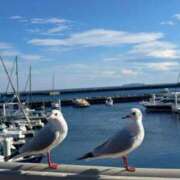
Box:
(43, 101, 180, 169)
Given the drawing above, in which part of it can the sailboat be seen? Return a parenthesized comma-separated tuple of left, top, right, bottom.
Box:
(0, 56, 43, 163)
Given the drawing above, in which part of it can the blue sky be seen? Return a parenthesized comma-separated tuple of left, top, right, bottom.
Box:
(0, 0, 180, 91)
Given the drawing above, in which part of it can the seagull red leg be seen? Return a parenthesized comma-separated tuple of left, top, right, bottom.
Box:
(47, 151, 58, 169)
(122, 156, 135, 172)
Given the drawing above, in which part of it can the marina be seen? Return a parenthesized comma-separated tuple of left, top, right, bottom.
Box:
(1, 1, 180, 179)
(1, 73, 180, 169)
(1, 82, 180, 166)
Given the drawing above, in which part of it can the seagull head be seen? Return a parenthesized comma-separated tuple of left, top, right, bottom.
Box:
(122, 108, 142, 122)
(49, 109, 63, 121)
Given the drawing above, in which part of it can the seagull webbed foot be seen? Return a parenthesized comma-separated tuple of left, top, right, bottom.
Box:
(125, 166, 135, 172)
(122, 156, 136, 172)
(48, 162, 59, 169)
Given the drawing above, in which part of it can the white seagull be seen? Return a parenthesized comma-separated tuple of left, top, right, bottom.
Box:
(5, 109, 68, 169)
(78, 108, 144, 172)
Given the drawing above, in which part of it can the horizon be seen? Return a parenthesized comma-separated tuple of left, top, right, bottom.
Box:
(1, 81, 180, 94)
(1, 0, 180, 91)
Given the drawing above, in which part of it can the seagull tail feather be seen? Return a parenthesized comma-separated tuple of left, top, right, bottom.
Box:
(4, 151, 19, 161)
(77, 152, 94, 160)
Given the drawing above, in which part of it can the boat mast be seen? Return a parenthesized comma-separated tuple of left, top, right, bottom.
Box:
(5, 59, 16, 93)
(52, 73, 55, 91)
(29, 65, 32, 105)
(15, 56, 19, 97)
(0, 56, 32, 128)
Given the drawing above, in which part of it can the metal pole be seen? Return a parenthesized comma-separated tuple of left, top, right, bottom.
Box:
(29, 65, 32, 105)
(0, 56, 32, 129)
(6, 59, 16, 93)
(15, 56, 19, 97)
(52, 73, 55, 91)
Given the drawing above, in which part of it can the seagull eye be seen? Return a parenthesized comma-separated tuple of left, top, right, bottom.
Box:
(132, 112, 136, 116)
(54, 113, 58, 116)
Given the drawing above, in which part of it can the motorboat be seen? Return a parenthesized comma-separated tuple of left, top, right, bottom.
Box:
(73, 98, 90, 107)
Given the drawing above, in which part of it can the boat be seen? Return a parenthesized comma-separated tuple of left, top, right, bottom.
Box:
(141, 94, 172, 112)
(73, 98, 90, 107)
(105, 97, 113, 106)
(171, 92, 180, 113)
(0, 57, 43, 163)
(0, 127, 25, 140)
(0, 137, 43, 163)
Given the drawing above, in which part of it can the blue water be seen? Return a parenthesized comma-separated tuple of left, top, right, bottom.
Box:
(43, 102, 180, 168)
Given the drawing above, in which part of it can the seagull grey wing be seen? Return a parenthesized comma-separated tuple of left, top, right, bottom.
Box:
(20, 124, 57, 154)
(93, 128, 135, 157)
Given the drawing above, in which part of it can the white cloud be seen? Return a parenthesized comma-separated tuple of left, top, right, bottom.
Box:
(130, 41, 178, 59)
(174, 13, 180, 20)
(121, 69, 137, 76)
(9, 16, 67, 25)
(160, 13, 180, 26)
(27, 28, 41, 33)
(35, 25, 69, 36)
(9, 16, 28, 23)
(99, 70, 116, 77)
(21, 54, 42, 60)
(131, 41, 176, 52)
(46, 25, 68, 34)
(9, 15, 23, 20)
(29, 39, 63, 46)
(67, 64, 89, 70)
(28, 29, 163, 47)
(0, 42, 12, 49)
(103, 40, 180, 62)
(103, 57, 120, 62)
(31, 17, 66, 25)
(0, 49, 42, 61)
(0, 50, 20, 57)
(9, 16, 69, 33)
(160, 21, 175, 26)
(23, 17, 70, 35)
(147, 49, 177, 58)
(0, 40, 42, 61)
(147, 62, 178, 71)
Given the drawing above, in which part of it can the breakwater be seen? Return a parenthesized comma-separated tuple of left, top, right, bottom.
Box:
(29, 94, 150, 108)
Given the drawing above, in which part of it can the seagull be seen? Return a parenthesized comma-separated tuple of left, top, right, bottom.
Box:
(78, 108, 144, 172)
(5, 109, 68, 169)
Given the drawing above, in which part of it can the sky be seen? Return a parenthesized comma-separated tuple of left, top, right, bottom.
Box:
(0, 0, 180, 91)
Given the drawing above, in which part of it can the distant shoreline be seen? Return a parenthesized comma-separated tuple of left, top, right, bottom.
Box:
(1, 82, 180, 96)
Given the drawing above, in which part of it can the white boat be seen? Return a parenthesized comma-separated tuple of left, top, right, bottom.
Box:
(141, 94, 172, 112)
(0, 137, 41, 163)
(0, 128, 25, 139)
(105, 97, 113, 106)
(171, 92, 180, 113)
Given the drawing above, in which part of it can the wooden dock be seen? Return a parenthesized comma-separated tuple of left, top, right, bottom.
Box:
(0, 162, 180, 179)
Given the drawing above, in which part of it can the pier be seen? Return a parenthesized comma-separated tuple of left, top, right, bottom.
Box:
(0, 162, 180, 179)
